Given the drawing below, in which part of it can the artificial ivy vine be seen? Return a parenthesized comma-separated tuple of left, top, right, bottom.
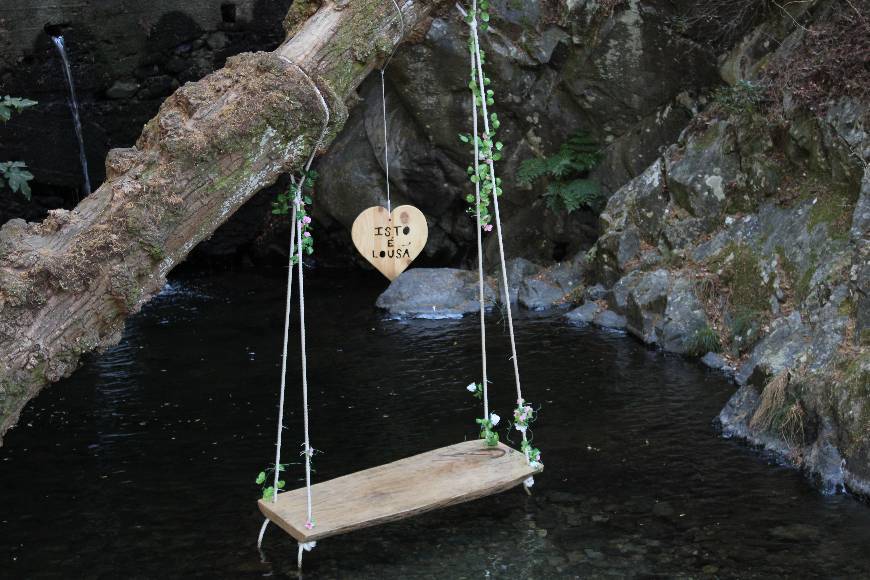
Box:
(462, 1, 543, 471)
(272, 170, 318, 261)
(255, 463, 287, 501)
(458, 1, 503, 231)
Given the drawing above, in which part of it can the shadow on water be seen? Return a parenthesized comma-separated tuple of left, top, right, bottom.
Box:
(1, 269, 869, 578)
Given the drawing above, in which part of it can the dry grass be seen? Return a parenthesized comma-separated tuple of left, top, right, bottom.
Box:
(779, 400, 808, 447)
(750, 369, 790, 431)
(765, 3, 870, 116)
(683, 0, 774, 49)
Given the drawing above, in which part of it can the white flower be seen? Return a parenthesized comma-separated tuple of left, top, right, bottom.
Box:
(466, 382, 477, 393)
(523, 476, 535, 488)
(490, 413, 500, 426)
(515, 424, 527, 433)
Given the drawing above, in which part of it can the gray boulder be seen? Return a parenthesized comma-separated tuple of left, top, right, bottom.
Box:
(625, 269, 670, 344)
(701, 352, 731, 372)
(667, 121, 743, 229)
(516, 258, 585, 311)
(660, 276, 710, 354)
(498, 257, 543, 304)
(375, 268, 496, 318)
(735, 312, 808, 386)
(593, 309, 628, 330)
(566, 301, 600, 324)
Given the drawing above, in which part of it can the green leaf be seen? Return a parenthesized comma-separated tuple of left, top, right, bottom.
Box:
(458, 133, 470, 143)
(255, 471, 266, 485)
(517, 158, 547, 185)
(0, 161, 34, 200)
(546, 179, 600, 212)
(0, 96, 37, 123)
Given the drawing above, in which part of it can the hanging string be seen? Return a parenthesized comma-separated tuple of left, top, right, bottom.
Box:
(467, 1, 529, 459)
(380, 0, 405, 215)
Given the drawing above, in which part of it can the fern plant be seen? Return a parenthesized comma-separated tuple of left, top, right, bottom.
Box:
(517, 132, 603, 212)
(0, 95, 37, 199)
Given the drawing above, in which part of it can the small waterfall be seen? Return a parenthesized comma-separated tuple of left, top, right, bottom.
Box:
(51, 35, 91, 196)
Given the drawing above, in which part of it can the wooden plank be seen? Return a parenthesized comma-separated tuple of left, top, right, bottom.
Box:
(258, 440, 541, 542)
(351, 205, 428, 281)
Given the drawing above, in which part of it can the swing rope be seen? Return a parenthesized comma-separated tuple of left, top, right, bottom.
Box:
(467, 1, 532, 479)
(380, 0, 405, 215)
(294, 195, 314, 569)
(261, 2, 403, 568)
(471, 44, 489, 421)
(258, 53, 330, 567)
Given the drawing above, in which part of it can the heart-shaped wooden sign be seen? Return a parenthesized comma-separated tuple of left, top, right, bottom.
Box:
(351, 205, 428, 281)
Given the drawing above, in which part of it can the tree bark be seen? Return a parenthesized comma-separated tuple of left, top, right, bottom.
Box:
(0, 0, 446, 444)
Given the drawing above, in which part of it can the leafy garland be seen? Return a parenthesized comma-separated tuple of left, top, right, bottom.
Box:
(458, 1, 503, 231)
(514, 400, 542, 468)
(466, 382, 500, 446)
(272, 170, 318, 261)
(255, 463, 286, 502)
(462, 1, 543, 470)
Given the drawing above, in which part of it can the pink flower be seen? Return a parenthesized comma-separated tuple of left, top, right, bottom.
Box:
(302, 215, 312, 224)
(305, 520, 314, 529)
(483, 224, 493, 232)
(303, 231, 311, 238)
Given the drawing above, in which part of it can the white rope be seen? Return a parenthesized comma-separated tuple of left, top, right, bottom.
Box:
(468, 1, 529, 459)
(277, 56, 332, 173)
(470, 40, 489, 421)
(259, 54, 330, 555)
(296, 205, 314, 527)
(270, 201, 298, 506)
(380, 0, 405, 215)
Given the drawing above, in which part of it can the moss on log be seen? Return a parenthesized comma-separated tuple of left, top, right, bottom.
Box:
(0, 0, 446, 444)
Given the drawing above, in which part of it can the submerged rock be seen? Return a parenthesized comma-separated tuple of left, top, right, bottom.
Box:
(375, 268, 496, 319)
(593, 310, 628, 330)
(701, 352, 730, 372)
(566, 301, 600, 324)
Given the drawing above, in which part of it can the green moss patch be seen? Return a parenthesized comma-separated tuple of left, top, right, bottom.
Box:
(807, 187, 857, 241)
(716, 243, 772, 314)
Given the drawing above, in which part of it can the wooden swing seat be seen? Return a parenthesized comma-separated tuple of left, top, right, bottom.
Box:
(258, 440, 541, 542)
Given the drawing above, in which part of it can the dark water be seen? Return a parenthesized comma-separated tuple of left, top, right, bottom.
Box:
(2, 270, 869, 579)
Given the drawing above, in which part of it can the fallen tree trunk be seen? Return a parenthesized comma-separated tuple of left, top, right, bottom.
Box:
(0, 0, 445, 444)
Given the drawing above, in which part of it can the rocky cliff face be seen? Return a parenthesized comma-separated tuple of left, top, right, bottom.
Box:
(310, 0, 719, 266)
(369, 0, 868, 496)
(576, 0, 869, 495)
